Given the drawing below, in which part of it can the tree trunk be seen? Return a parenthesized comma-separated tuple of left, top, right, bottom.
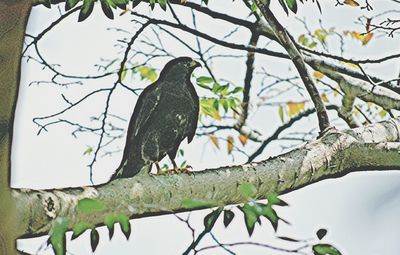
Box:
(0, 1, 32, 254)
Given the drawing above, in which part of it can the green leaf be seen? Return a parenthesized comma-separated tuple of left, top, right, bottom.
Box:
(204, 207, 223, 232)
(83, 146, 93, 156)
(117, 214, 131, 240)
(158, 0, 167, 10)
(278, 105, 284, 122)
(285, 0, 297, 13)
(77, 198, 105, 213)
(223, 210, 235, 227)
(240, 204, 259, 236)
(212, 99, 219, 111)
(78, 0, 95, 22)
(41, 0, 51, 8)
(111, 0, 128, 9)
(100, 0, 114, 19)
(139, 66, 157, 82)
(266, 193, 288, 206)
(197, 76, 214, 84)
(182, 198, 218, 209)
(312, 244, 342, 255)
(239, 183, 257, 198)
(221, 99, 229, 113)
(179, 149, 184, 157)
(316, 229, 328, 240)
(65, 0, 80, 10)
(104, 214, 116, 240)
(71, 222, 93, 240)
(278, 0, 289, 14)
(261, 204, 279, 231)
(90, 229, 100, 252)
(50, 217, 69, 255)
(231, 86, 243, 94)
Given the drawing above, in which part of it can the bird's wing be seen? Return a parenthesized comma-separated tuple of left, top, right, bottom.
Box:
(186, 81, 199, 143)
(116, 83, 160, 171)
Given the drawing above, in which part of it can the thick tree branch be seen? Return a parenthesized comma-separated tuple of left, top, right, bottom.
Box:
(253, 1, 330, 132)
(14, 118, 400, 238)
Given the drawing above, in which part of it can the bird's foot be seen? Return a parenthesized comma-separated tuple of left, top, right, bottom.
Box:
(155, 165, 193, 175)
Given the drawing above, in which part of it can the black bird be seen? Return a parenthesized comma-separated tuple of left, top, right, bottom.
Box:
(112, 57, 201, 178)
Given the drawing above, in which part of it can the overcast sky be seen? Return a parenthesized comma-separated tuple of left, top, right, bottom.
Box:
(13, 1, 400, 254)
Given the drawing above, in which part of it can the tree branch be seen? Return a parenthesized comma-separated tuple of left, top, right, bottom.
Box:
(253, 1, 330, 132)
(14, 118, 400, 238)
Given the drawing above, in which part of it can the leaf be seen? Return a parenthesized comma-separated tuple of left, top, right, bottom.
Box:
(208, 134, 220, 149)
(104, 214, 116, 240)
(90, 229, 100, 252)
(278, 105, 284, 123)
(287, 101, 305, 117)
(313, 244, 342, 255)
(179, 149, 184, 157)
(83, 146, 93, 156)
(321, 93, 329, 103)
(117, 214, 131, 240)
(71, 222, 93, 240)
(120, 65, 127, 81)
(182, 198, 218, 209)
(139, 66, 157, 82)
(285, 0, 297, 13)
(261, 204, 279, 231)
(313, 71, 325, 80)
(100, 0, 114, 19)
(77, 198, 105, 213)
(157, 0, 167, 10)
(316, 228, 327, 240)
(50, 217, 69, 255)
(314, 29, 328, 45)
(65, 0, 80, 10)
(204, 208, 223, 232)
(277, 236, 302, 242)
(278, 0, 289, 14)
(197, 76, 214, 84)
(223, 210, 235, 227)
(362, 32, 373, 45)
(266, 193, 288, 206)
(240, 204, 259, 236)
(379, 109, 387, 118)
(78, 0, 95, 22)
(343, 0, 359, 7)
(231, 86, 243, 94)
(239, 134, 248, 146)
(239, 183, 257, 198)
(227, 136, 234, 154)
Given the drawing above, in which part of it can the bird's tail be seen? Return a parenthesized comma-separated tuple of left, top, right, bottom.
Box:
(111, 156, 150, 180)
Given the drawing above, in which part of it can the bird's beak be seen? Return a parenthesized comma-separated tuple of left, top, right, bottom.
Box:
(190, 60, 202, 69)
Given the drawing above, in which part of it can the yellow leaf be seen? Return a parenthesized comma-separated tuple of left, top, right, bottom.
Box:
(344, 0, 360, 7)
(210, 110, 222, 121)
(208, 134, 219, 149)
(340, 61, 361, 71)
(140, 67, 158, 82)
(354, 108, 359, 117)
(379, 109, 387, 118)
(362, 32, 373, 45)
(321, 93, 329, 103)
(313, 71, 325, 80)
(239, 134, 248, 146)
(278, 105, 284, 123)
(287, 101, 305, 117)
(227, 136, 234, 154)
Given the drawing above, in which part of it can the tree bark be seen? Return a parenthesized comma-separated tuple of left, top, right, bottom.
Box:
(0, 1, 32, 254)
(14, 118, 400, 238)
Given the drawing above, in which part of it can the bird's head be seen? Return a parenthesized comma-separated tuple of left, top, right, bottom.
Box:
(159, 57, 201, 81)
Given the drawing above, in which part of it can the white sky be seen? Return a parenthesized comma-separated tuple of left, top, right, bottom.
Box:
(13, 0, 400, 254)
